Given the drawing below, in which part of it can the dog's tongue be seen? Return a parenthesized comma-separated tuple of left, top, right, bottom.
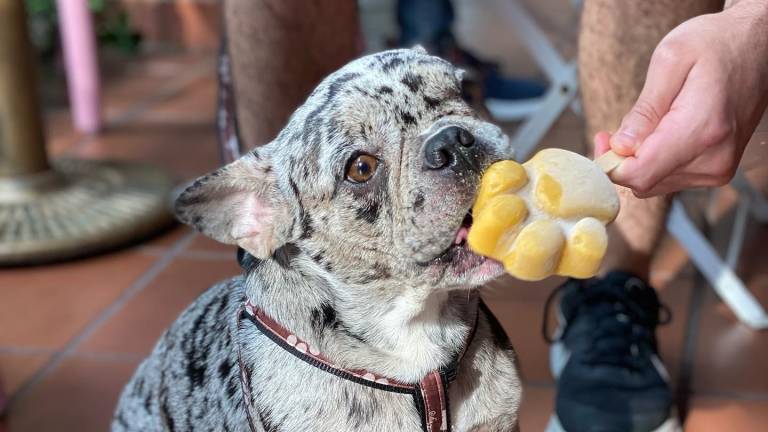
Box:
(454, 226, 469, 245)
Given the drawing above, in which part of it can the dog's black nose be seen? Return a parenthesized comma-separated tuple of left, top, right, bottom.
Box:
(423, 125, 480, 172)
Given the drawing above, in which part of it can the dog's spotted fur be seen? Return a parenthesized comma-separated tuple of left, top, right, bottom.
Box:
(113, 48, 521, 431)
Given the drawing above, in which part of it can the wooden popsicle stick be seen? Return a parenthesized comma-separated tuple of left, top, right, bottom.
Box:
(595, 150, 626, 174)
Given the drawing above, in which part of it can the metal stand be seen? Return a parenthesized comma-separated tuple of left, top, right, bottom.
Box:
(0, 0, 174, 265)
(668, 200, 768, 329)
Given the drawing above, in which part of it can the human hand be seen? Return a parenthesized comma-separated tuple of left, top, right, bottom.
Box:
(595, 0, 768, 197)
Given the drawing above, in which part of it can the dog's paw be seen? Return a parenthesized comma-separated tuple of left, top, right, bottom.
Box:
(468, 149, 619, 281)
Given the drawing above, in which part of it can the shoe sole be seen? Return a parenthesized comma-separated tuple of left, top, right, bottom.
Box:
(550, 340, 570, 378)
(545, 414, 681, 432)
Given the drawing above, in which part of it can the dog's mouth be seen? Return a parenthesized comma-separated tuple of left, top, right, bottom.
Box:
(448, 209, 505, 279)
(431, 210, 472, 258)
(452, 211, 474, 247)
(430, 208, 501, 276)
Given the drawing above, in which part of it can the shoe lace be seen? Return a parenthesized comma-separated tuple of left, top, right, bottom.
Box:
(542, 278, 672, 369)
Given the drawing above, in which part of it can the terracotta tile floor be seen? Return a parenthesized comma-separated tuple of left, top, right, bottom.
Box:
(1, 51, 767, 431)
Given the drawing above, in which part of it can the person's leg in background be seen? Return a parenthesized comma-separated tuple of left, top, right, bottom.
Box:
(224, 0, 360, 151)
(221, 0, 360, 265)
(396, 0, 546, 101)
(547, 1, 724, 431)
(582, 0, 725, 277)
(397, 0, 456, 53)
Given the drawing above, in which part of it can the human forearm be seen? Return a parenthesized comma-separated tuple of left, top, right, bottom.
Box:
(600, 1, 768, 196)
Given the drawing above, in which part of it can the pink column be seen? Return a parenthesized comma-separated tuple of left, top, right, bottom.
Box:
(56, 0, 102, 134)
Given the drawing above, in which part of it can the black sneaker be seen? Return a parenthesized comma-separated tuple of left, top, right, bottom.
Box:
(543, 271, 678, 432)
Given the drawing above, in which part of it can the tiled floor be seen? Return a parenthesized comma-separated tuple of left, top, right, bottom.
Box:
(1, 51, 767, 431)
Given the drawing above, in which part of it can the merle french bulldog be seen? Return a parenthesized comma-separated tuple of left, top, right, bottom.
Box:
(113, 47, 522, 432)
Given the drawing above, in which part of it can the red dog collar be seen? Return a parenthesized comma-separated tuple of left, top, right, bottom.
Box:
(236, 301, 478, 432)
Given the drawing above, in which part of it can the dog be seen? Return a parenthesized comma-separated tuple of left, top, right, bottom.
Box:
(112, 47, 522, 432)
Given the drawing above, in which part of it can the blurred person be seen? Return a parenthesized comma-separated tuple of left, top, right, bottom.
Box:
(221, 0, 544, 160)
(221, 1, 768, 431)
(396, 0, 546, 101)
(222, 0, 361, 154)
(549, 0, 768, 431)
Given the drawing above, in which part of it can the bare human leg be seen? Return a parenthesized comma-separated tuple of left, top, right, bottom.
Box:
(579, 0, 724, 279)
(548, 3, 727, 431)
(224, 0, 361, 150)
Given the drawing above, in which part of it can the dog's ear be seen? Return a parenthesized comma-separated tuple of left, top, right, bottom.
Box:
(175, 151, 291, 259)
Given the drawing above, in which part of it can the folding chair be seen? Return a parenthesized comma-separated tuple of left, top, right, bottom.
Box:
(485, 0, 581, 160)
(486, 0, 768, 330)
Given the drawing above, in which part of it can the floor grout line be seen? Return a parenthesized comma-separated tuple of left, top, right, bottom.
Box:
(66, 351, 146, 363)
(175, 250, 236, 261)
(134, 246, 235, 261)
(0, 348, 145, 364)
(0, 347, 57, 356)
(3, 231, 197, 413)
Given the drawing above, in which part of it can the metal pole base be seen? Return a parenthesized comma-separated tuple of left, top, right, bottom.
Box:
(0, 158, 175, 266)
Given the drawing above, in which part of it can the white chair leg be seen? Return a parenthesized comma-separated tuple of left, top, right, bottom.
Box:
(509, 65, 578, 161)
(485, 98, 544, 122)
(484, 0, 580, 160)
(668, 200, 768, 330)
(731, 172, 768, 222)
(498, 0, 568, 82)
(725, 196, 751, 269)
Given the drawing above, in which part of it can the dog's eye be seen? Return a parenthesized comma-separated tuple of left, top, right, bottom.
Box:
(345, 154, 379, 183)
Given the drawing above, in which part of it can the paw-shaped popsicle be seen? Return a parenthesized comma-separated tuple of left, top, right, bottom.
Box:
(468, 148, 619, 281)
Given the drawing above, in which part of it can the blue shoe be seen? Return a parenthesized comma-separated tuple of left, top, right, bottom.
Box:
(544, 272, 679, 432)
(396, 0, 546, 102)
(434, 46, 547, 101)
(482, 68, 547, 100)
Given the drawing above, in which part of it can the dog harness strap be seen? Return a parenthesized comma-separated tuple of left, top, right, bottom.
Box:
(236, 301, 479, 432)
(235, 306, 260, 432)
(417, 371, 450, 432)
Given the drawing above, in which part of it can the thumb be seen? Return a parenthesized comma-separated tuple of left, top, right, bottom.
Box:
(611, 44, 694, 156)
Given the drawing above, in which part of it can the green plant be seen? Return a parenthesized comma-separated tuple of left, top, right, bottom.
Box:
(25, 0, 142, 59)
(88, 0, 142, 54)
(26, 0, 59, 60)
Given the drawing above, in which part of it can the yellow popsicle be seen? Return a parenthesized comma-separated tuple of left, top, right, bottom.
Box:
(468, 148, 620, 281)
(556, 217, 608, 279)
(472, 160, 528, 214)
(467, 194, 528, 257)
(502, 220, 565, 281)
